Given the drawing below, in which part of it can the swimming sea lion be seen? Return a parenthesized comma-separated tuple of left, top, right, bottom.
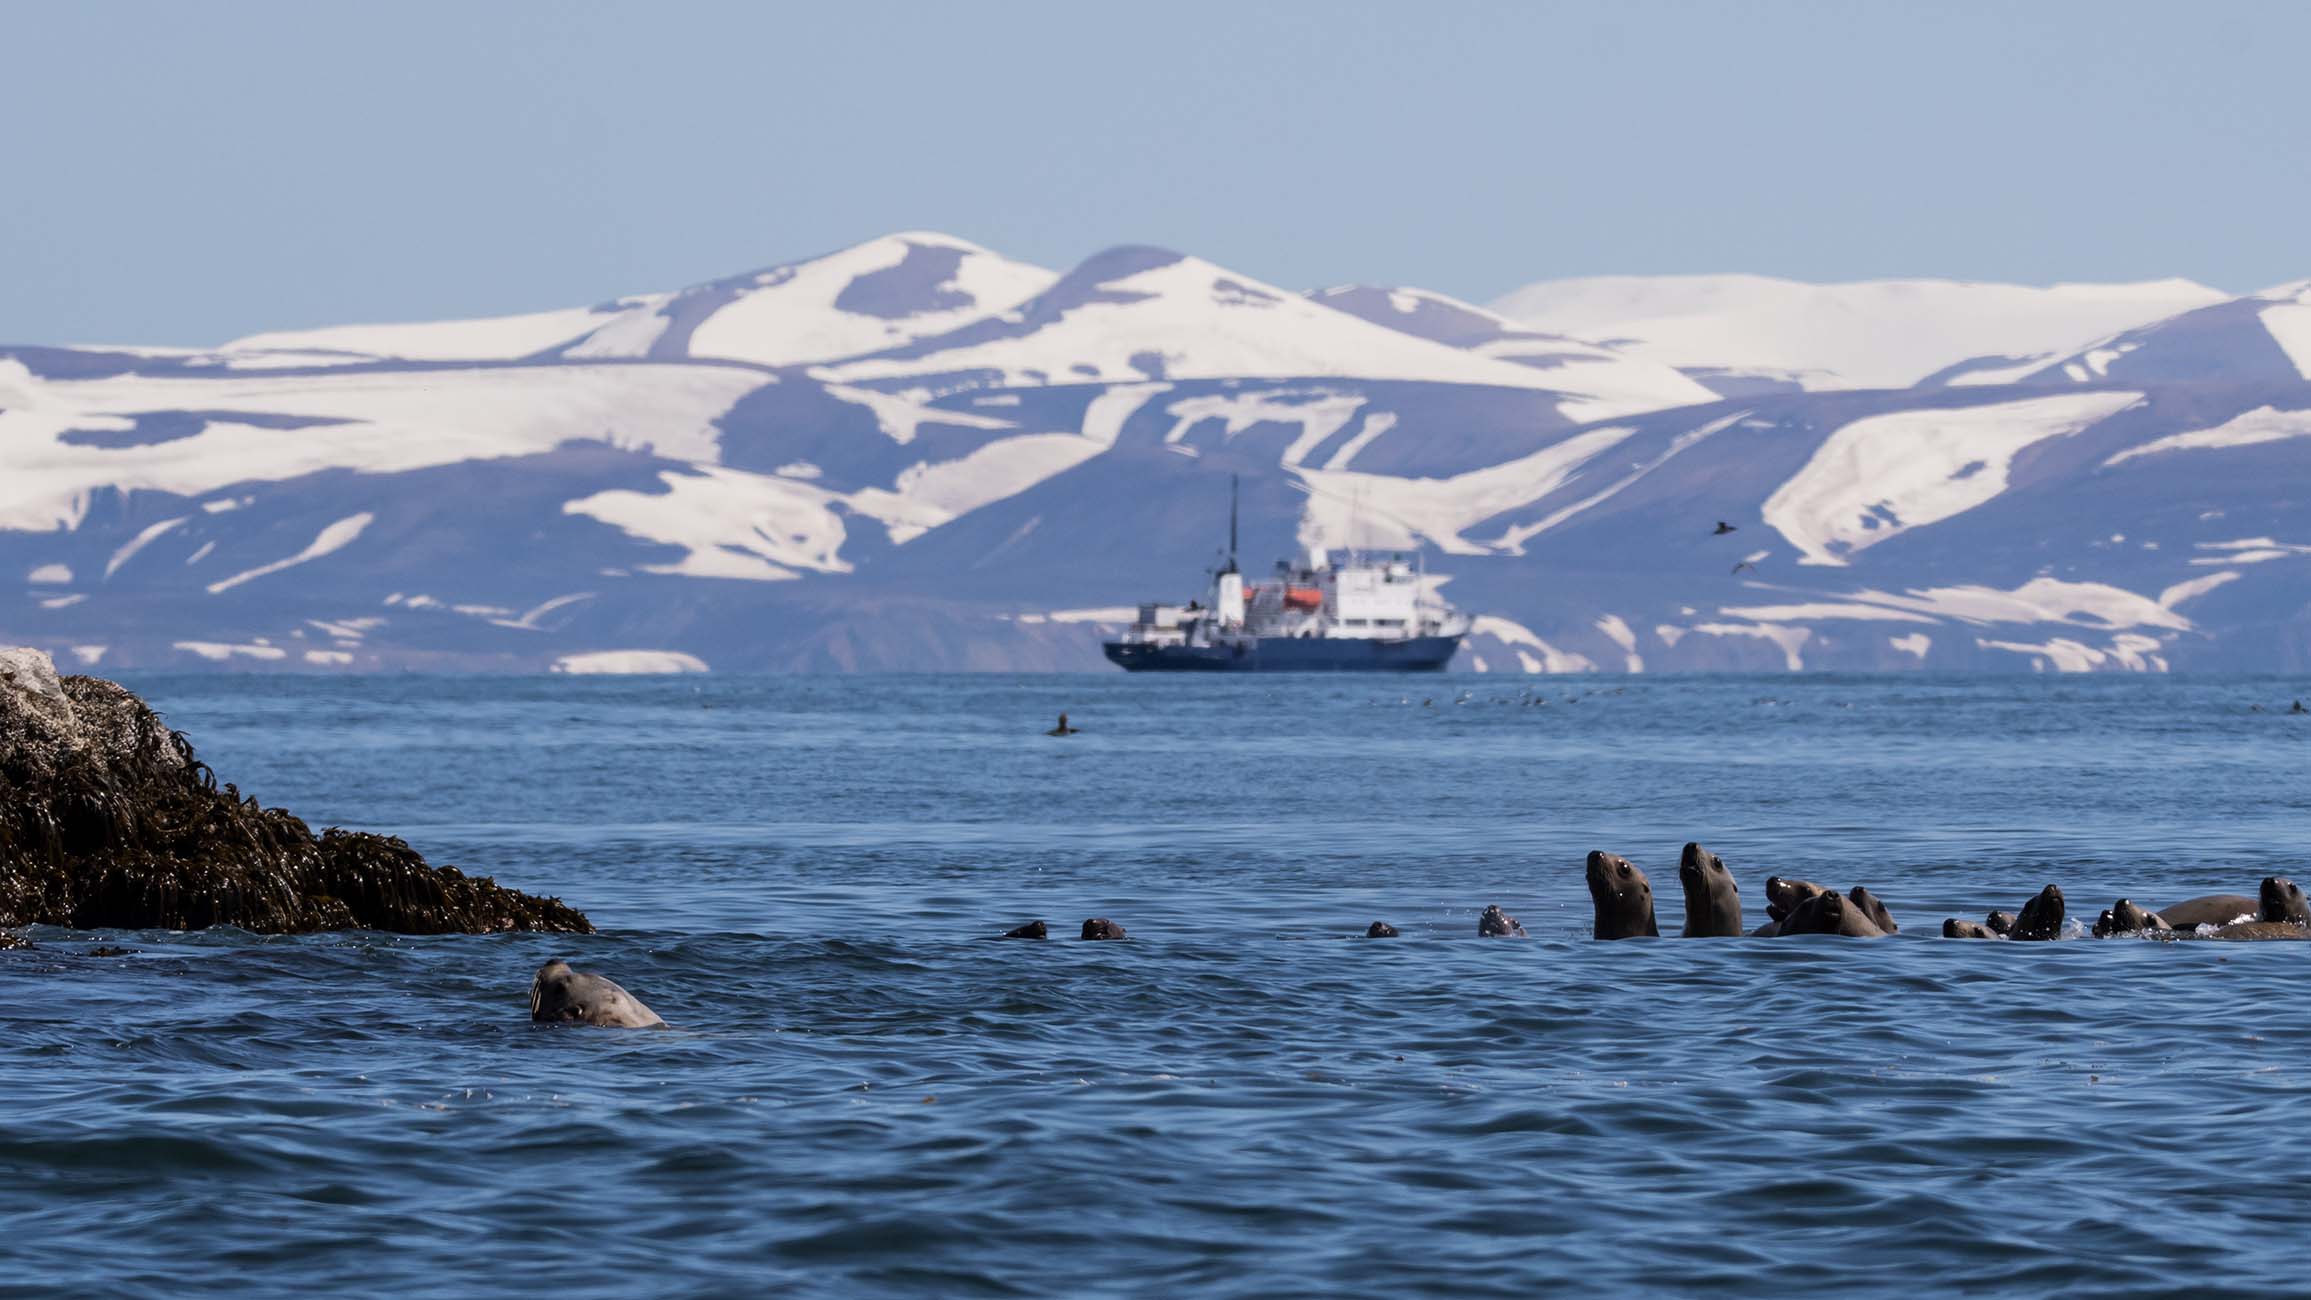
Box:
(2091, 899, 2169, 937)
(2207, 921, 2311, 941)
(1001, 920, 1048, 939)
(1942, 918, 2001, 939)
(1080, 917, 1126, 940)
(529, 959, 665, 1029)
(1477, 905, 1528, 938)
(1365, 921, 1400, 938)
(2258, 876, 2309, 925)
(1846, 886, 1898, 934)
(1585, 851, 1659, 939)
(1677, 842, 1742, 937)
(2009, 885, 2065, 941)
(1764, 876, 1831, 924)
(2153, 894, 2258, 929)
(1047, 713, 1080, 736)
(1778, 890, 1887, 937)
(1984, 910, 2017, 937)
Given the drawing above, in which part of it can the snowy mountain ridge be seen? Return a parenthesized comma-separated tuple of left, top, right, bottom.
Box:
(4, 231, 2308, 674)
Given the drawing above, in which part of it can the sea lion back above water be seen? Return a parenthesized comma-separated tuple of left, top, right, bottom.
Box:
(1585, 851, 1659, 940)
(1778, 890, 1887, 937)
(530, 960, 665, 1029)
(1676, 842, 1742, 937)
(2153, 894, 2257, 930)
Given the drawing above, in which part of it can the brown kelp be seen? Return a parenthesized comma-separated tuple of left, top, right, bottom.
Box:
(1, 651, 589, 935)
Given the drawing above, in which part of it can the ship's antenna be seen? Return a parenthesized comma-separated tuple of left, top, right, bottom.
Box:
(1225, 473, 1239, 575)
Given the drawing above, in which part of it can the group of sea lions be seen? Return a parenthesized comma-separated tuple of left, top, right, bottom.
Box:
(529, 846, 2308, 1030)
(1554, 842, 2309, 945)
(1944, 876, 2311, 942)
(1569, 844, 1904, 939)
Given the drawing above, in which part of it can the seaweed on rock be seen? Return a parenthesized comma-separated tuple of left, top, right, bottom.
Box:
(0, 649, 589, 935)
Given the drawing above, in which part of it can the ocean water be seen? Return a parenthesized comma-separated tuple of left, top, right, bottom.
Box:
(6, 673, 2310, 1297)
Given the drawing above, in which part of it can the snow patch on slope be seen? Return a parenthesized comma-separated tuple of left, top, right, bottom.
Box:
(1488, 274, 2224, 390)
(1763, 392, 2142, 565)
(207, 512, 373, 594)
(2106, 406, 2311, 466)
(552, 650, 709, 674)
(686, 233, 1056, 367)
(226, 305, 618, 362)
(0, 360, 768, 532)
(827, 251, 1575, 393)
(1295, 426, 1634, 554)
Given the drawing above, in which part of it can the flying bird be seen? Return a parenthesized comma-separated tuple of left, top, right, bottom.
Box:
(1731, 560, 1757, 575)
(1712, 521, 1738, 535)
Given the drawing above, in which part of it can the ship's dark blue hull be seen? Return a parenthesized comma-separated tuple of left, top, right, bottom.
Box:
(1103, 635, 1461, 672)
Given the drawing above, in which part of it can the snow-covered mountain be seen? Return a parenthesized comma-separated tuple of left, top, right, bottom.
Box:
(1487, 272, 2227, 392)
(5, 234, 2309, 674)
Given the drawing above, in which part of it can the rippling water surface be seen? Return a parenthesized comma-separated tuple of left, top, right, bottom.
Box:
(7, 674, 2310, 1296)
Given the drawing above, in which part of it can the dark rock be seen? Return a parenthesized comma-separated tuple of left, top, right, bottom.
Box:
(0, 649, 590, 935)
(86, 945, 136, 957)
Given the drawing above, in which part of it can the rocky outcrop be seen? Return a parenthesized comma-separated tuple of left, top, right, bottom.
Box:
(0, 648, 590, 935)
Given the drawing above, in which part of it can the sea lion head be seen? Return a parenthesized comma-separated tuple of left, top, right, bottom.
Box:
(1984, 909, 2017, 937)
(2012, 884, 2066, 941)
(2094, 898, 2166, 937)
(1002, 920, 1049, 940)
(1585, 851, 1659, 940)
(1080, 917, 1127, 940)
(1943, 918, 1998, 939)
(2259, 877, 2310, 926)
(1764, 876, 1830, 923)
(1676, 842, 1742, 937)
(529, 959, 664, 1028)
(1365, 920, 1400, 938)
(1476, 905, 1526, 938)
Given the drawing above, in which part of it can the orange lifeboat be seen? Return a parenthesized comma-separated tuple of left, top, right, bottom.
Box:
(1282, 585, 1323, 611)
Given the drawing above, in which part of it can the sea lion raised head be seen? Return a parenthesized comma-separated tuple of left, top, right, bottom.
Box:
(1001, 920, 1048, 939)
(1677, 842, 1742, 937)
(1943, 918, 2000, 939)
(1764, 876, 1831, 924)
(1846, 886, 1897, 934)
(1365, 921, 1400, 938)
(2152, 894, 2258, 930)
(529, 959, 665, 1029)
(2092, 899, 2168, 937)
(1585, 851, 1659, 940)
(2010, 885, 2065, 941)
(1985, 909, 2017, 937)
(2258, 877, 2309, 926)
(1779, 890, 1887, 937)
(1080, 917, 1127, 940)
(1477, 905, 1527, 938)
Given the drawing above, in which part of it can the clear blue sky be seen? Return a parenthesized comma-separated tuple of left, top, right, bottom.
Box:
(5, 1, 2306, 345)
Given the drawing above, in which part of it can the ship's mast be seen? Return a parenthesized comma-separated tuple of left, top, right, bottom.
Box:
(1224, 473, 1239, 575)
